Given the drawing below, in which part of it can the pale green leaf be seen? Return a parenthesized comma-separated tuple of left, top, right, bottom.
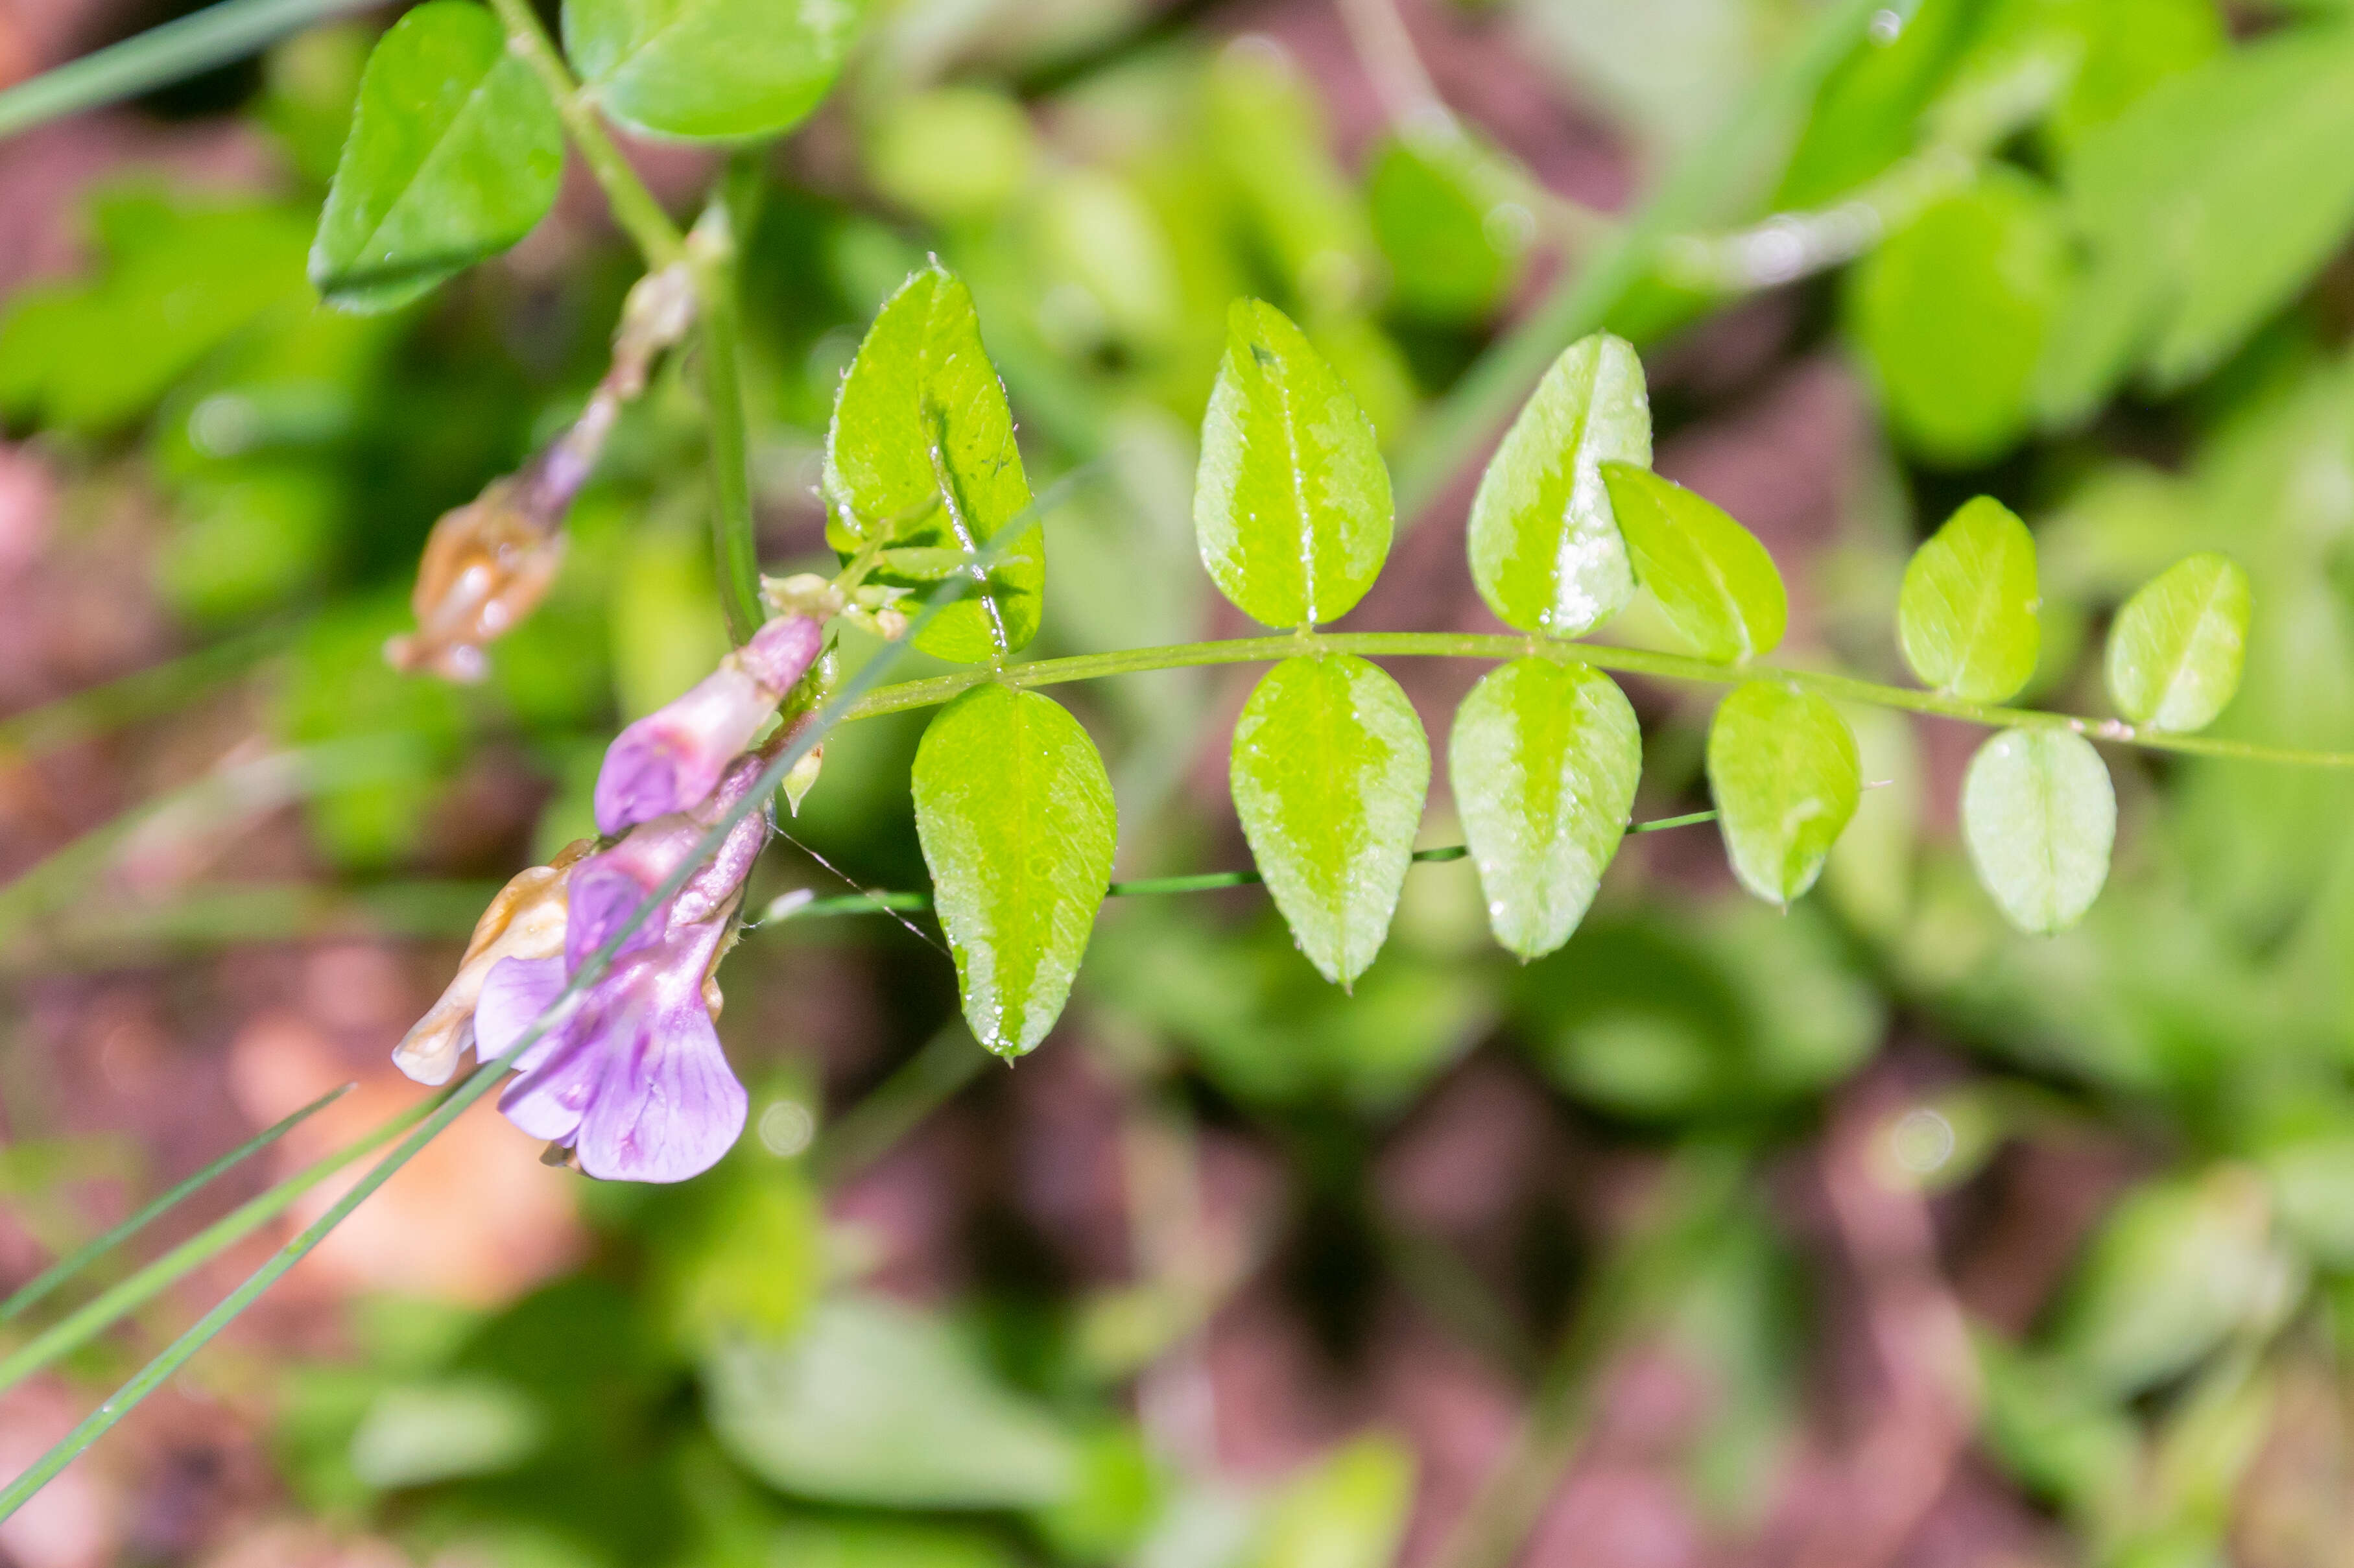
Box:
(2037, 26, 2354, 422)
(1601, 462, 1787, 662)
(1467, 333, 1650, 637)
(564, 0, 861, 141)
(2105, 551, 2250, 733)
(1231, 654, 1429, 986)
(1448, 658, 1639, 960)
(1195, 299, 1393, 630)
(1706, 682, 1859, 907)
(309, 1, 563, 314)
(1897, 495, 2041, 703)
(824, 265, 1043, 664)
(705, 1295, 1076, 1508)
(1848, 170, 2066, 466)
(1960, 727, 2115, 935)
(348, 1378, 541, 1489)
(913, 684, 1116, 1058)
(1254, 1436, 1415, 1568)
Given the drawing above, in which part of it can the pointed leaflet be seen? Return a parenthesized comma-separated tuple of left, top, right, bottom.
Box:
(1195, 300, 1393, 629)
(564, 0, 861, 141)
(1962, 728, 2115, 936)
(310, 1, 562, 313)
(1600, 463, 1787, 663)
(1231, 655, 1429, 986)
(1449, 659, 1640, 960)
(1707, 682, 1859, 907)
(1468, 333, 1651, 637)
(914, 685, 1115, 1058)
(1897, 495, 2041, 703)
(825, 266, 1043, 664)
(2105, 552, 2250, 733)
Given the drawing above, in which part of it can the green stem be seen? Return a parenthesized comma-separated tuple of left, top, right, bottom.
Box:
(0, 1088, 423, 1397)
(809, 1020, 988, 1185)
(484, 0, 687, 271)
(838, 632, 2354, 771)
(0, 1086, 351, 1325)
(0, 0, 375, 140)
(768, 830, 1706, 925)
(691, 198, 765, 646)
(1386, 0, 1904, 526)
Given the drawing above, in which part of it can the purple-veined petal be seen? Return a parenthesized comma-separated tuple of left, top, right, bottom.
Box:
(571, 992, 746, 1183)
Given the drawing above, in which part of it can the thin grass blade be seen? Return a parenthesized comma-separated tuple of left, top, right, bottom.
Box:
(0, 1083, 352, 1325)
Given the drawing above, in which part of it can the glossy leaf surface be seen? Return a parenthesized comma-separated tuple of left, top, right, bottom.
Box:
(913, 685, 1116, 1058)
(564, 0, 861, 141)
(1467, 333, 1650, 637)
(1449, 658, 1640, 959)
(1707, 682, 1858, 907)
(1231, 654, 1428, 986)
(310, 1, 562, 314)
(2106, 552, 2250, 733)
(1195, 300, 1392, 630)
(1601, 462, 1786, 663)
(824, 265, 1042, 663)
(1897, 495, 2040, 703)
(1962, 728, 2115, 935)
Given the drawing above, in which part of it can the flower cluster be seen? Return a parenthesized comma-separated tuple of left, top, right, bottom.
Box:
(394, 613, 824, 1182)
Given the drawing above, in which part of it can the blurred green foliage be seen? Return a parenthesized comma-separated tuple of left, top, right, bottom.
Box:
(18, 0, 2354, 1563)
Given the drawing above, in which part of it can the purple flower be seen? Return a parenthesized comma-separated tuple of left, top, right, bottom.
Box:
(595, 615, 822, 833)
(471, 759, 772, 1182)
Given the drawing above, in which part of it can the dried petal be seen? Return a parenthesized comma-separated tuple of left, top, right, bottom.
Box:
(390, 841, 589, 1085)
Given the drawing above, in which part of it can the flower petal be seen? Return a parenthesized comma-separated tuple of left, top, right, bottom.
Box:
(473, 955, 569, 1073)
(572, 1000, 746, 1183)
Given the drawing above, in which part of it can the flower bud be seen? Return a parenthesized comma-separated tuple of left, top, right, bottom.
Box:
(593, 615, 823, 833)
(384, 479, 567, 683)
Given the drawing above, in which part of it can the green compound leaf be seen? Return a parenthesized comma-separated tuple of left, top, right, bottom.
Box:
(1231, 654, 1429, 986)
(2105, 551, 2251, 733)
(309, 1, 563, 314)
(1195, 299, 1393, 630)
(1600, 462, 1786, 663)
(1897, 495, 2041, 704)
(913, 684, 1117, 1059)
(1449, 658, 1641, 960)
(1960, 727, 2115, 936)
(825, 265, 1043, 664)
(1468, 333, 1651, 638)
(1706, 682, 1859, 907)
(1848, 169, 2067, 466)
(564, 0, 862, 141)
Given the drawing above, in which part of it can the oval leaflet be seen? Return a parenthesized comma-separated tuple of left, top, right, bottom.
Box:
(1961, 726, 2115, 935)
(2106, 551, 2250, 733)
(1449, 658, 1641, 960)
(1706, 682, 1859, 907)
(913, 684, 1117, 1058)
(1231, 654, 1429, 986)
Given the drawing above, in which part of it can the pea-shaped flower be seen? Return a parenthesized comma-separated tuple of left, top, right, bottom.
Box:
(593, 614, 822, 834)
(474, 758, 772, 1182)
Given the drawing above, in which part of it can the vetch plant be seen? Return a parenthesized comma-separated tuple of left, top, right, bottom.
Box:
(11, 0, 2354, 1543)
